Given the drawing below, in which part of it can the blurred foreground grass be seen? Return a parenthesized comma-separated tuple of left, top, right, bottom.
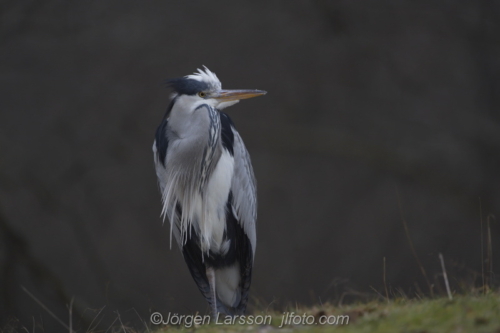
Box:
(152, 292, 500, 333)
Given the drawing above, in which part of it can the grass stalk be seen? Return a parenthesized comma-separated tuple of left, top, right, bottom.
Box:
(439, 253, 452, 300)
(383, 257, 389, 302)
(396, 187, 434, 297)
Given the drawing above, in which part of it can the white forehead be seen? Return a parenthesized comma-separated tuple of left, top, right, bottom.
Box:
(186, 66, 222, 90)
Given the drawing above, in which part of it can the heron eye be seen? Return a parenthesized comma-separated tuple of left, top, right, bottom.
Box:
(198, 92, 206, 98)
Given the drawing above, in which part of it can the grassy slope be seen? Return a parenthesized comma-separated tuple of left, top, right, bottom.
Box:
(153, 293, 500, 333)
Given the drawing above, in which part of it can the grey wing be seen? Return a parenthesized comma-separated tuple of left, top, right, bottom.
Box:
(230, 128, 257, 257)
(153, 118, 182, 248)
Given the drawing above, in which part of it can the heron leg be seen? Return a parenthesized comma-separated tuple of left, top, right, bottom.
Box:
(206, 267, 218, 319)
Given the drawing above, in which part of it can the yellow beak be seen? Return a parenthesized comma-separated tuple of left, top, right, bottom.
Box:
(214, 89, 267, 102)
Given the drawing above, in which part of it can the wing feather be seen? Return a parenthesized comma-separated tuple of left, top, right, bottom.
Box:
(230, 127, 257, 257)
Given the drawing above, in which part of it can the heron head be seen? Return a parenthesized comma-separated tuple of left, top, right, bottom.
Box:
(168, 66, 266, 110)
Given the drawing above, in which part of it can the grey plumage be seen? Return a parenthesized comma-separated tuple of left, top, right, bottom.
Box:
(152, 67, 265, 316)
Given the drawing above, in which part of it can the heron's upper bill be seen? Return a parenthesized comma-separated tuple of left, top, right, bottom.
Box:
(213, 90, 267, 102)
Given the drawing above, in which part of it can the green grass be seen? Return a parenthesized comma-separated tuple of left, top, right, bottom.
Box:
(152, 292, 500, 333)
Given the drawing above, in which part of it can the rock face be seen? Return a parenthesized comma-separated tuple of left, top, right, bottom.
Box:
(1, 1, 499, 330)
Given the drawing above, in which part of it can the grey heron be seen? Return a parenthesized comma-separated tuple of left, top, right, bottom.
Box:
(153, 67, 266, 317)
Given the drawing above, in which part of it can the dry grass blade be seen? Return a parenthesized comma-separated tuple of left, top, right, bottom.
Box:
(395, 187, 434, 297)
(486, 214, 495, 291)
(479, 198, 485, 294)
(86, 305, 107, 332)
(439, 253, 452, 300)
(21, 286, 74, 333)
(383, 257, 389, 302)
(68, 297, 74, 333)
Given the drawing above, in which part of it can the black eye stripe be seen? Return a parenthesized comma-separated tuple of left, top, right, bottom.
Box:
(167, 78, 210, 95)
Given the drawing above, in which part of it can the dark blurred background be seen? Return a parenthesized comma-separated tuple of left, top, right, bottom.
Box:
(1, 0, 500, 331)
